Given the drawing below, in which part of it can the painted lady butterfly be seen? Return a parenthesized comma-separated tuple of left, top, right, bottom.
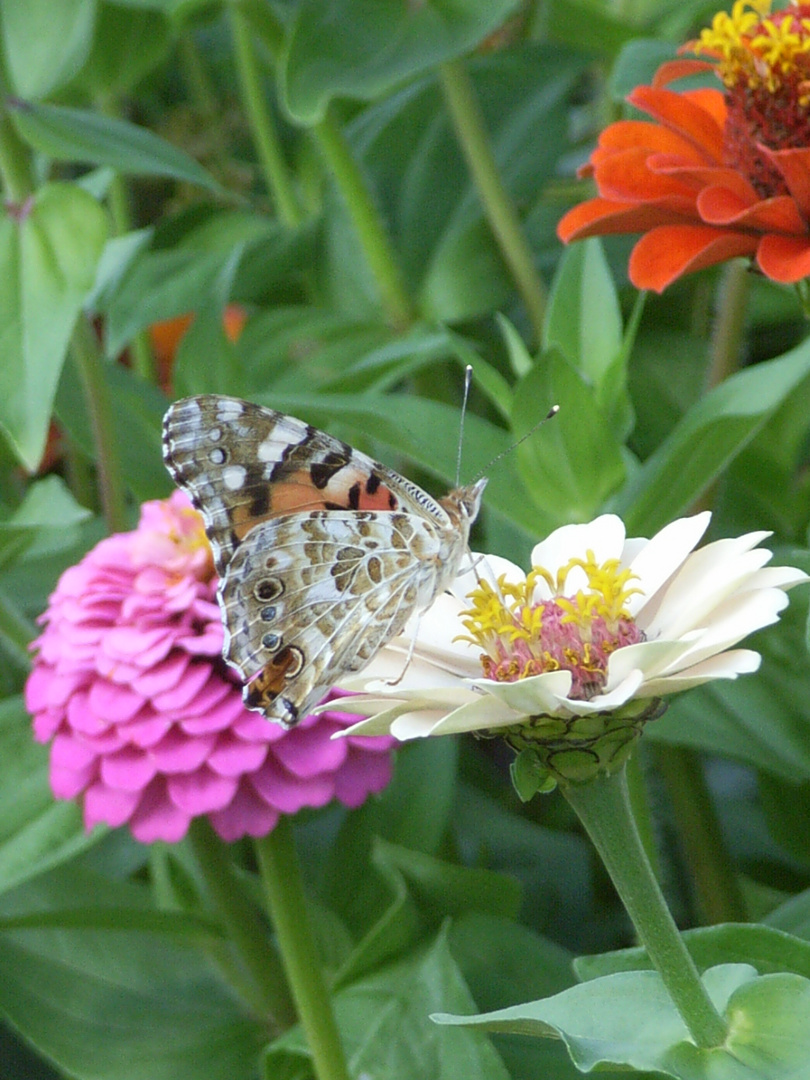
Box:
(162, 395, 486, 727)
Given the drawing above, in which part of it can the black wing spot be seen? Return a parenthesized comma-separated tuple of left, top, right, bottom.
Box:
(310, 451, 350, 489)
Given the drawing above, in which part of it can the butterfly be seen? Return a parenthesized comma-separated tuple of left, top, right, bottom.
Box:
(162, 395, 487, 727)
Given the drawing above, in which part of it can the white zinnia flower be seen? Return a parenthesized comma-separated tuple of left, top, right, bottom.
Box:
(333, 513, 807, 758)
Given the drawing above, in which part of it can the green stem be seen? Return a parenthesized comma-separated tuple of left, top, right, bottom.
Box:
(653, 745, 748, 924)
(97, 94, 155, 382)
(439, 58, 546, 345)
(313, 109, 413, 329)
(562, 766, 728, 1049)
(230, 7, 301, 227)
(255, 817, 352, 1080)
(70, 315, 128, 533)
(0, 101, 33, 202)
(188, 818, 295, 1028)
(707, 259, 749, 388)
(177, 31, 220, 122)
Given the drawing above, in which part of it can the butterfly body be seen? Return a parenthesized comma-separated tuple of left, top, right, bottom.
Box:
(162, 395, 485, 727)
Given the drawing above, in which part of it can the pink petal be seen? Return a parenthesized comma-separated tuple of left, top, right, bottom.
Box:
(206, 734, 268, 776)
(209, 780, 280, 841)
(251, 754, 334, 813)
(151, 662, 213, 711)
(123, 713, 173, 748)
(271, 723, 347, 779)
(83, 780, 140, 829)
(130, 653, 191, 697)
(167, 767, 238, 813)
(334, 750, 393, 806)
(128, 778, 191, 843)
(100, 746, 158, 790)
(149, 728, 217, 772)
(87, 679, 146, 723)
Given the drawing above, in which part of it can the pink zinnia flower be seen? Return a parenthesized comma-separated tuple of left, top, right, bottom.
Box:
(25, 491, 394, 844)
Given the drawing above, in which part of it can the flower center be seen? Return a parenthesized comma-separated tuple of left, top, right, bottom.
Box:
(691, 0, 810, 196)
(458, 554, 644, 700)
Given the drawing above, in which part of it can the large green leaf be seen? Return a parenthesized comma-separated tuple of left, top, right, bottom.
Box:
(269, 930, 511, 1079)
(0, 862, 262, 1080)
(281, 0, 522, 124)
(617, 338, 810, 535)
(0, 183, 109, 470)
(9, 101, 222, 193)
(0, 698, 96, 898)
(1, 0, 95, 99)
(435, 962, 810, 1078)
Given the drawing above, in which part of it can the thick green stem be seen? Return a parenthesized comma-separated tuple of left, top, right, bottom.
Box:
(562, 766, 729, 1049)
(439, 58, 546, 345)
(653, 745, 748, 924)
(707, 259, 749, 387)
(313, 109, 413, 329)
(70, 316, 128, 533)
(255, 817, 352, 1080)
(188, 818, 295, 1027)
(230, 7, 301, 227)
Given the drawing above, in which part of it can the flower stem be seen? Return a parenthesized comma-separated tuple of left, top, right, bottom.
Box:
(312, 109, 414, 329)
(707, 259, 749, 388)
(187, 818, 295, 1027)
(230, 7, 301, 228)
(70, 315, 128, 534)
(438, 57, 546, 345)
(255, 817, 352, 1080)
(562, 765, 728, 1049)
(653, 745, 747, 924)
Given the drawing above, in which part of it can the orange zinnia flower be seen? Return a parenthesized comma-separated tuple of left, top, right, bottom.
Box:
(557, 0, 810, 292)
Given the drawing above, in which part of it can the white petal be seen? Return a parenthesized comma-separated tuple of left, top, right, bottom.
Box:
(450, 552, 527, 600)
(429, 694, 522, 735)
(642, 538, 772, 638)
(579, 667, 646, 711)
(391, 709, 452, 740)
(638, 649, 761, 696)
(606, 638, 701, 687)
(626, 512, 711, 618)
(529, 515, 627, 597)
(470, 670, 574, 714)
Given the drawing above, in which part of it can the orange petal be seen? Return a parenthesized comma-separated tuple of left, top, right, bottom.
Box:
(595, 119, 703, 159)
(629, 86, 725, 163)
(651, 160, 758, 203)
(628, 225, 757, 291)
(682, 87, 726, 130)
(557, 197, 696, 242)
(595, 146, 700, 202)
(698, 189, 806, 233)
(653, 58, 716, 86)
(756, 234, 810, 282)
(764, 147, 810, 217)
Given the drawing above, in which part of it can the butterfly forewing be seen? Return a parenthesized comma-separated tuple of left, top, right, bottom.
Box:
(162, 394, 486, 727)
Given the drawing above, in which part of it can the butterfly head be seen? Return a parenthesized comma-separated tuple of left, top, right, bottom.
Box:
(443, 476, 487, 530)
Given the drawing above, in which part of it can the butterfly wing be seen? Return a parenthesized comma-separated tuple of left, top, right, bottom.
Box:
(162, 394, 441, 576)
(219, 508, 444, 726)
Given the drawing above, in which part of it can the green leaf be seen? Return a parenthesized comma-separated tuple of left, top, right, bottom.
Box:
(0, 698, 97, 898)
(269, 930, 511, 1080)
(576, 923, 810, 982)
(610, 38, 680, 99)
(0, 862, 262, 1080)
(9, 100, 222, 193)
(544, 237, 622, 389)
(512, 349, 626, 530)
(0, 475, 91, 569)
(72, 3, 171, 97)
(436, 963, 810, 1078)
(0, 183, 109, 470)
(281, 0, 522, 124)
(617, 338, 810, 535)
(1, 0, 95, 99)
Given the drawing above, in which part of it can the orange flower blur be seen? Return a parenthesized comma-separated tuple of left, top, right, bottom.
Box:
(557, 1, 810, 292)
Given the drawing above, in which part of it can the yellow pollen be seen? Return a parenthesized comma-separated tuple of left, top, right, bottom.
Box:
(692, 0, 810, 92)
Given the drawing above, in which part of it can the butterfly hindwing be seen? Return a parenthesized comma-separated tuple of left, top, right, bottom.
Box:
(219, 508, 444, 726)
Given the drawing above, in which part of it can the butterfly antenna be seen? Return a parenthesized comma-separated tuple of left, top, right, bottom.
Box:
(471, 404, 559, 483)
(455, 364, 474, 487)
